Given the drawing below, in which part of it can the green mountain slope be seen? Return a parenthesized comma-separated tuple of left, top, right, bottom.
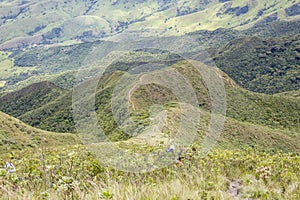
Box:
(18, 91, 75, 133)
(0, 111, 79, 155)
(131, 62, 300, 132)
(213, 34, 300, 94)
(126, 106, 300, 154)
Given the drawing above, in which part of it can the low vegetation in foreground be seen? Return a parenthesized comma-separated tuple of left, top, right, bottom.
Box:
(0, 144, 299, 199)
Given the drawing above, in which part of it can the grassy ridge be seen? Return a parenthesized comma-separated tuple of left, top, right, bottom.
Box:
(0, 111, 79, 154)
(5, 62, 300, 134)
(0, 78, 299, 198)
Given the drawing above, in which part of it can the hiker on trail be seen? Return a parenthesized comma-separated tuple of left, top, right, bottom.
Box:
(176, 147, 184, 167)
(167, 144, 184, 167)
(166, 145, 184, 167)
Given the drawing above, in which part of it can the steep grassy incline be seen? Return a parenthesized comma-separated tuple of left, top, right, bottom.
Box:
(0, 81, 65, 117)
(0, 111, 79, 154)
(125, 106, 300, 154)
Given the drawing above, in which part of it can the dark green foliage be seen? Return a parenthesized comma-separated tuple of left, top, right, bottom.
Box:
(95, 87, 131, 141)
(255, 12, 278, 25)
(285, 3, 300, 16)
(12, 42, 97, 71)
(0, 81, 65, 117)
(176, 63, 300, 132)
(187, 28, 241, 49)
(42, 28, 62, 42)
(185, 22, 300, 97)
(19, 92, 75, 133)
(213, 35, 300, 94)
(16, 72, 135, 140)
(224, 5, 249, 16)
